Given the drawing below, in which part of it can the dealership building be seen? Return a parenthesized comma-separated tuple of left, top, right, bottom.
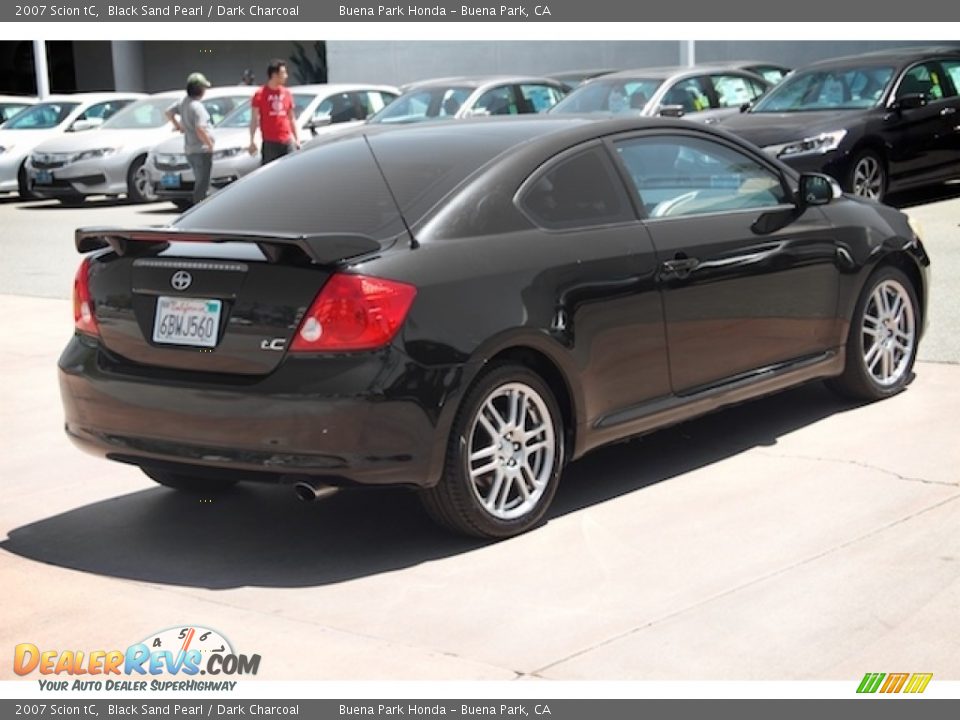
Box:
(3, 40, 959, 96)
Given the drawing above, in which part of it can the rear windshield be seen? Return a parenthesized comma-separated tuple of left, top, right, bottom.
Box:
(550, 78, 663, 114)
(369, 86, 473, 123)
(175, 134, 406, 240)
(176, 122, 552, 237)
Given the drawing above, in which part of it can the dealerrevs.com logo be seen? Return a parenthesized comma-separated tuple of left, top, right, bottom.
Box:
(857, 673, 933, 694)
(14, 626, 260, 691)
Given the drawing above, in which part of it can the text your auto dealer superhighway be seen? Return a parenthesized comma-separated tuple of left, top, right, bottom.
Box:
(105, 4, 300, 16)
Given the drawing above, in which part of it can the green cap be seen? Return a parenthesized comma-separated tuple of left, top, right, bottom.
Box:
(187, 72, 211, 88)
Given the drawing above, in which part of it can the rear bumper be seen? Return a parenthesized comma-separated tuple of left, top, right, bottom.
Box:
(59, 335, 468, 488)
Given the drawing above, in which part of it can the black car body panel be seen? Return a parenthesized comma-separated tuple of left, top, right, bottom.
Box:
(59, 116, 930, 494)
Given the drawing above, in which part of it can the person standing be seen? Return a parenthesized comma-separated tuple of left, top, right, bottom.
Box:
(165, 73, 215, 207)
(248, 59, 300, 166)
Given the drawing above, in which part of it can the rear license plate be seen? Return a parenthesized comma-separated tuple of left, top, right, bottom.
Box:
(35, 170, 53, 185)
(152, 297, 221, 348)
(161, 173, 181, 188)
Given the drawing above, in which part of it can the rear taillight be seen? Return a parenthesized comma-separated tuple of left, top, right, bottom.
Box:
(290, 274, 417, 352)
(73, 257, 99, 337)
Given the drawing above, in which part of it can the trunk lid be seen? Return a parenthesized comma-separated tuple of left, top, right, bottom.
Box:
(79, 228, 386, 375)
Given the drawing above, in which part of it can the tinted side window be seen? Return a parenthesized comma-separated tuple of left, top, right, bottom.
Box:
(517, 84, 564, 113)
(710, 74, 763, 107)
(942, 60, 960, 95)
(897, 62, 951, 101)
(615, 135, 787, 219)
(474, 86, 518, 115)
(520, 145, 632, 230)
(79, 100, 131, 122)
(661, 78, 711, 113)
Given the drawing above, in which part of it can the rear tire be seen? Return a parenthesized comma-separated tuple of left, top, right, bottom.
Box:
(126, 156, 157, 203)
(827, 266, 919, 401)
(420, 364, 565, 539)
(141, 468, 237, 493)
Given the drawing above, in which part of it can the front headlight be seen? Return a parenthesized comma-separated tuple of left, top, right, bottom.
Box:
(73, 148, 118, 162)
(212, 147, 243, 160)
(769, 130, 847, 159)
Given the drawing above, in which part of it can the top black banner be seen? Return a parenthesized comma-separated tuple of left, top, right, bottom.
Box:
(4, 0, 960, 22)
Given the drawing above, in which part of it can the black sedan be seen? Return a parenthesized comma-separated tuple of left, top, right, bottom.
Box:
(719, 47, 960, 202)
(60, 116, 929, 539)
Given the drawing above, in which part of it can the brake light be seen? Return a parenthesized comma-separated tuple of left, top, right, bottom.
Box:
(73, 257, 99, 337)
(290, 274, 417, 352)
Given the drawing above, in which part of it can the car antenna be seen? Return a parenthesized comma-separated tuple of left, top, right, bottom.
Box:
(363, 134, 420, 249)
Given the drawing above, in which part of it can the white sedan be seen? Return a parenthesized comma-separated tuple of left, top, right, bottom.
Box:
(146, 84, 399, 209)
(0, 92, 143, 199)
(26, 87, 255, 204)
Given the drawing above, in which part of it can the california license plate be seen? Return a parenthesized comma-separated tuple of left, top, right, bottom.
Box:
(161, 173, 181, 188)
(35, 170, 53, 185)
(152, 297, 221, 348)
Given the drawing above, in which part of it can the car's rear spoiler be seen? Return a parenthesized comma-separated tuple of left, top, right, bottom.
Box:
(75, 227, 382, 266)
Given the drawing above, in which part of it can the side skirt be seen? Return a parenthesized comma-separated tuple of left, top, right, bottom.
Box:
(576, 349, 845, 459)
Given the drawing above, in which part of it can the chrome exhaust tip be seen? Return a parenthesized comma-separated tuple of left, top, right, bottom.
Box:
(293, 480, 339, 502)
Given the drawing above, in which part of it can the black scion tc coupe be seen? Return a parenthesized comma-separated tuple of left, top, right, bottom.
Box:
(60, 116, 930, 539)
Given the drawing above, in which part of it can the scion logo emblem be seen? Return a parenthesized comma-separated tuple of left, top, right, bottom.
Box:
(171, 271, 193, 291)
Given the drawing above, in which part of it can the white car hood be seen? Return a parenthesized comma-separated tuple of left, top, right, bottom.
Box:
(33, 127, 178, 154)
(0, 128, 63, 155)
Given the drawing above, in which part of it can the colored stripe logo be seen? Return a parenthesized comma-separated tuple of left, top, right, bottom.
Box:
(857, 672, 933, 694)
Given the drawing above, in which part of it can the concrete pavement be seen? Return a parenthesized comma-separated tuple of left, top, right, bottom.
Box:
(1, 292, 958, 680)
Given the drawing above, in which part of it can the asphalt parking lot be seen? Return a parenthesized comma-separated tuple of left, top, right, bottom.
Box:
(1, 187, 959, 681)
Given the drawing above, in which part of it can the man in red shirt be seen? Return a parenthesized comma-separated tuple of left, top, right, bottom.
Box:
(248, 59, 300, 165)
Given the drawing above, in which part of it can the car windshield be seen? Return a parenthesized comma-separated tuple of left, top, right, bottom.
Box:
(550, 78, 663, 114)
(4, 102, 79, 129)
(218, 93, 315, 128)
(0, 102, 32, 124)
(752, 66, 895, 112)
(103, 97, 175, 129)
(369, 86, 473, 124)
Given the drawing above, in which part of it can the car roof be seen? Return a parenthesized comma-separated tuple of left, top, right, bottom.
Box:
(803, 46, 960, 70)
(0, 94, 36, 103)
(35, 92, 145, 104)
(403, 75, 564, 90)
(598, 64, 769, 82)
(352, 114, 752, 157)
(286, 83, 400, 95)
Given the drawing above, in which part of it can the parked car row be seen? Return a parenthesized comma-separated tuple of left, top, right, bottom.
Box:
(7, 46, 960, 207)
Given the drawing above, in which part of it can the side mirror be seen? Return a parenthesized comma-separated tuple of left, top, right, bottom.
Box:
(69, 117, 103, 132)
(658, 104, 685, 118)
(739, 102, 752, 113)
(890, 93, 927, 112)
(798, 172, 841, 207)
(304, 115, 332, 136)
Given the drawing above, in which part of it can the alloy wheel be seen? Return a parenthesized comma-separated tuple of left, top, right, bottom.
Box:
(134, 164, 158, 202)
(852, 155, 883, 200)
(861, 279, 916, 387)
(466, 381, 557, 521)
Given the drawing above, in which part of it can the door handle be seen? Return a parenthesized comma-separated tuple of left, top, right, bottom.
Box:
(660, 257, 700, 278)
(941, 107, 958, 116)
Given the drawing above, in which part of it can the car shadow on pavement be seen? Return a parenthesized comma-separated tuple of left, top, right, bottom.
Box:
(0, 380, 866, 590)
(887, 182, 960, 209)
